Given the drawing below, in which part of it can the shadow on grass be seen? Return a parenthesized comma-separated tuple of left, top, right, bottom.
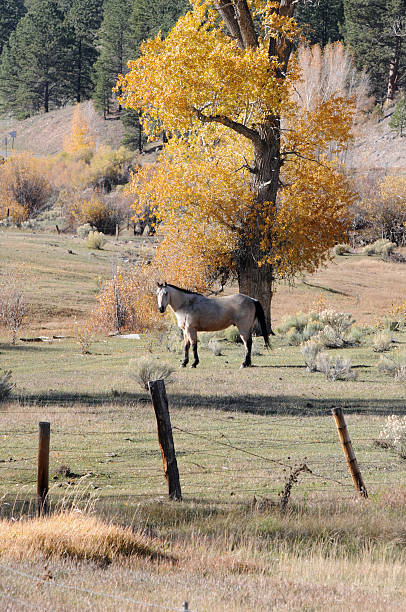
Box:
(5, 389, 406, 416)
(0, 343, 64, 352)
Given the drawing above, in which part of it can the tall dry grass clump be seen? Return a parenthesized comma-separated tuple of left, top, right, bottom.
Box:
(0, 511, 161, 563)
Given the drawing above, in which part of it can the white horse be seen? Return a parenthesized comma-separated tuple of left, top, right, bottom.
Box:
(156, 283, 270, 368)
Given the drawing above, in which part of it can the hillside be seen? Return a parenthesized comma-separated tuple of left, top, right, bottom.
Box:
(0, 101, 125, 156)
(1, 101, 405, 174)
(346, 107, 406, 172)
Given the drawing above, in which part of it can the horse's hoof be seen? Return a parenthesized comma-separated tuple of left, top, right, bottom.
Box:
(180, 363, 187, 368)
(190, 363, 198, 368)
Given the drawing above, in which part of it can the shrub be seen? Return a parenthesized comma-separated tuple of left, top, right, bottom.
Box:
(129, 358, 174, 391)
(0, 153, 53, 222)
(377, 415, 406, 458)
(77, 223, 95, 238)
(373, 331, 393, 352)
(224, 327, 242, 343)
(208, 337, 223, 356)
(86, 230, 105, 250)
(0, 270, 29, 344)
(315, 353, 357, 381)
(72, 319, 95, 354)
(0, 370, 14, 401)
(347, 326, 364, 345)
(318, 310, 354, 336)
(362, 239, 397, 258)
(301, 340, 322, 372)
(333, 243, 352, 256)
(92, 265, 162, 334)
(377, 351, 406, 381)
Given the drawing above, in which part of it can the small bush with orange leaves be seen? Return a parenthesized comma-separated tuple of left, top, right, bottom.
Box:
(92, 265, 163, 334)
(0, 153, 53, 222)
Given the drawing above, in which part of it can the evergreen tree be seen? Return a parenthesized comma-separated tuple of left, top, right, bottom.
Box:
(93, 0, 134, 117)
(129, 0, 190, 53)
(0, 0, 26, 54)
(0, 0, 73, 117)
(120, 0, 189, 145)
(295, 0, 344, 46)
(389, 95, 406, 134)
(344, 0, 406, 102)
(66, 0, 103, 103)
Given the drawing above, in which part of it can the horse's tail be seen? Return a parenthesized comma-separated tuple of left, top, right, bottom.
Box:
(254, 300, 271, 348)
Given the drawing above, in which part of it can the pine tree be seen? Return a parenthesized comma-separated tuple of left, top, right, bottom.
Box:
(129, 0, 189, 53)
(120, 0, 189, 146)
(389, 95, 406, 134)
(93, 0, 134, 118)
(0, 0, 73, 116)
(0, 0, 26, 54)
(66, 0, 103, 103)
(295, 0, 344, 46)
(344, 0, 406, 103)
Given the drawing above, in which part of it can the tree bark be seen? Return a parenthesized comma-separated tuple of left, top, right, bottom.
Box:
(386, 36, 401, 103)
(238, 257, 273, 332)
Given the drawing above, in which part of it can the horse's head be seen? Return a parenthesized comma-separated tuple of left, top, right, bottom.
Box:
(156, 282, 169, 313)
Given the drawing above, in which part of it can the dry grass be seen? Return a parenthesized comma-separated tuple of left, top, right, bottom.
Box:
(274, 252, 406, 326)
(0, 511, 160, 563)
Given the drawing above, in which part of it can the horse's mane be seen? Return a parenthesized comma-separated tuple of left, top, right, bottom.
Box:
(166, 283, 202, 296)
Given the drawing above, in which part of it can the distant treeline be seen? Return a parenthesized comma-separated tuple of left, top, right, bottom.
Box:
(0, 0, 404, 129)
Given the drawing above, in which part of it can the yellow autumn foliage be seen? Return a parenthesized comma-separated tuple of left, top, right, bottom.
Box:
(64, 103, 95, 160)
(117, 0, 355, 317)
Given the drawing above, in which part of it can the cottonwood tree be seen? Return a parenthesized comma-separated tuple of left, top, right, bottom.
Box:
(118, 0, 355, 329)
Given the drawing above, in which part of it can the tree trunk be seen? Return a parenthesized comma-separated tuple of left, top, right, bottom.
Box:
(76, 39, 82, 103)
(386, 36, 401, 103)
(238, 258, 273, 332)
(238, 119, 280, 331)
(44, 81, 49, 113)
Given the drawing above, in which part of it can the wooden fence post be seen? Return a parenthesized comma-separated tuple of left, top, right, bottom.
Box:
(37, 421, 50, 515)
(332, 408, 368, 498)
(148, 379, 182, 500)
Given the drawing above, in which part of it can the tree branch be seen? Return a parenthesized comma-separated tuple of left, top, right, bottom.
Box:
(191, 106, 262, 146)
(234, 0, 258, 49)
(216, 0, 244, 48)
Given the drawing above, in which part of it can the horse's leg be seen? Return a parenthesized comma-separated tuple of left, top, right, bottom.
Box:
(188, 328, 199, 368)
(181, 333, 190, 368)
(239, 330, 253, 368)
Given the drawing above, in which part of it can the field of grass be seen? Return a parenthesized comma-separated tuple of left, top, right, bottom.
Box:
(1, 228, 406, 610)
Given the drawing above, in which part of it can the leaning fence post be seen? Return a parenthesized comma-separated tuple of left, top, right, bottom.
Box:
(332, 408, 368, 498)
(37, 421, 50, 515)
(148, 379, 182, 501)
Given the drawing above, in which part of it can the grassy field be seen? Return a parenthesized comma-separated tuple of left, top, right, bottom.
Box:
(1, 228, 406, 610)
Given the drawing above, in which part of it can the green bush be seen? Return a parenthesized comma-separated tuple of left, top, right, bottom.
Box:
(362, 239, 397, 258)
(86, 230, 105, 250)
(224, 327, 242, 343)
(128, 358, 174, 391)
(373, 331, 393, 352)
(0, 370, 14, 401)
(333, 244, 352, 256)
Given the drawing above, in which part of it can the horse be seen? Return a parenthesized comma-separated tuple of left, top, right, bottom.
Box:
(156, 282, 270, 368)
